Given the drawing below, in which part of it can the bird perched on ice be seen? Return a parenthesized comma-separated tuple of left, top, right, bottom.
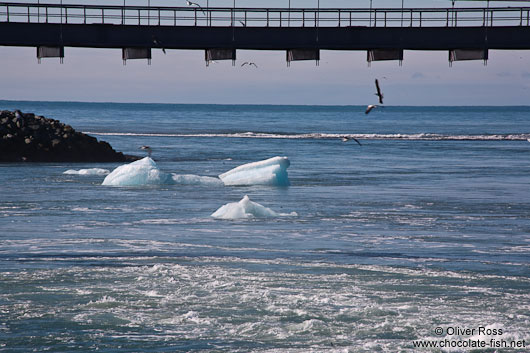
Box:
(374, 78, 384, 104)
(140, 145, 152, 157)
(365, 104, 379, 114)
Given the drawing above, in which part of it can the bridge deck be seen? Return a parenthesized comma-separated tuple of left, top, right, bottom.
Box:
(1, 3, 530, 51)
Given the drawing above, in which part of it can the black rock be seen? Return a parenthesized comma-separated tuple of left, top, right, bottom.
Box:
(0, 110, 138, 163)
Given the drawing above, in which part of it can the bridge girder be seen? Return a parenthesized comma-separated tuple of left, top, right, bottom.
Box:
(1, 22, 530, 51)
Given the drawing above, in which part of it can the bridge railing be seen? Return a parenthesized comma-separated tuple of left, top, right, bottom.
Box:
(1, 2, 530, 28)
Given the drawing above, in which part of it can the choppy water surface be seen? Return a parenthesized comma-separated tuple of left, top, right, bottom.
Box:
(1, 101, 529, 352)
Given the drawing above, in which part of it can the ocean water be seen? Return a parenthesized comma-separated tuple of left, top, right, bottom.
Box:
(0, 101, 529, 352)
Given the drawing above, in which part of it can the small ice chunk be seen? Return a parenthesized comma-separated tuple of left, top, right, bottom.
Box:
(102, 157, 221, 187)
(211, 195, 297, 219)
(102, 157, 173, 186)
(219, 156, 290, 186)
(64, 168, 110, 176)
(171, 174, 223, 186)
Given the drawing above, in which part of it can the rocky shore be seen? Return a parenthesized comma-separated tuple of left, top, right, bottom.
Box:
(0, 110, 135, 162)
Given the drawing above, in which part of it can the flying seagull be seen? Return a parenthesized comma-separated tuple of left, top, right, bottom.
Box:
(374, 79, 384, 104)
(341, 136, 362, 146)
(140, 145, 152, 157)
(186, 0, 206, 14)
(241, 62, 258, 68)
(365, 104, 379, 114)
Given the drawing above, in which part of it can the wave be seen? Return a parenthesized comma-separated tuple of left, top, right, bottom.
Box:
(84, 131, 530, 141)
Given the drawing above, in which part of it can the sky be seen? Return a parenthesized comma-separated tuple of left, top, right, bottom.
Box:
(1, 0, 530, 105)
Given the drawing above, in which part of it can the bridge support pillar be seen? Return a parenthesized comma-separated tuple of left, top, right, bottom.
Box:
(367, 49, 403, 66)
(449, 49, 488, 66)
(122, 48, 152, 65)
(205, 48, 236, 66)
(286, 49, 320, 67)
(37, 46, 64, 64)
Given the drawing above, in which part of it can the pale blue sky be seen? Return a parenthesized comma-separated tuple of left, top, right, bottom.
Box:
(1, 0, 530, 105)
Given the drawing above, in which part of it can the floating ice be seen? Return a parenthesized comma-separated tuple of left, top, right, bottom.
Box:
(171, 174, 223, 186)
(102, 157, 222, 187)
(64, 168, 110, 176)
(102, 157, 173, 186)
(219, 156, 290, 186)
(102, 156, 290, 188)
(211, 195, 297, 219)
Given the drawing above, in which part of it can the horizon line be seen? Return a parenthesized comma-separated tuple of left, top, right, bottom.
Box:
(1, 99, 530, 108)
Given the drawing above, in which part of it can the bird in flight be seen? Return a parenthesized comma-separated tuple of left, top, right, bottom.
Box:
(374, 78, 384, 104)
(341, 136, 362, 146)
(140, 145, 152, 157)
(241, 62, 258, 68)
(365, 104, 379, 114)
(186, 0, 205, 14)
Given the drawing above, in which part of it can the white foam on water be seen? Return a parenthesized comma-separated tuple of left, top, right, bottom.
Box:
(4, 256, 529, 352)
(396, 216, 437, 226)
(74, 289, 92, 295)
(288, 319, 325, 334)
(90, 295, 118, 304)
(143, 290, 163, 297)
(211, 195, 297, 219)
(134, 218, 185, 225)
(85, 131, 530, 141)
(71, 207, 95, 213)
(63, 168, 110, 176)
(219, 156, 290, 186)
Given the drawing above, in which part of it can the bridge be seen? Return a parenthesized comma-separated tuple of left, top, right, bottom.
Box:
(1, 2, 530, 65)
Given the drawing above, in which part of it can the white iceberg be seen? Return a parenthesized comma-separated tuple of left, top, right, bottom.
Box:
(102, 157, 222, 187)
(211, 195, 297, 219)
(219, 156, 290, 186)
(102, 157, 173, 186)
(64, 168, 110, 176)
(171, 174, 223, 186)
